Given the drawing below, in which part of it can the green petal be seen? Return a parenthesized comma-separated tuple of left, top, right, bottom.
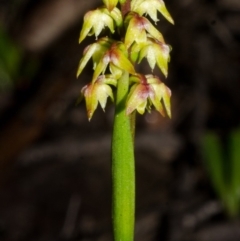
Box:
(155, 43, 170, 77)
(135, 1, 159, 23)
(160, 84, 171, 117)
(109, 64, 122, 79)
(124, 13, 148, 48)
(126, 84, 148, 115)
(116, 42, 128, 57)
(92, 38, 113, 68)
(129, 74, 141, 84)
(77, 43, 97, 78)
(82, 84, 98, 121)
(92, 55, 109, 81)
(112, 49, 135, 74)
(136, 100, 147, 114)
(93, 21, 105, 38)
(144, 18, 165, 43)
(131, 0, 145, 10)
(146, 45, 157, 70)
(93, 11, 114, 37)
(97, 84, 113, 110)
(138, 44, 158, 71)
(103, 74, 118, 86)
(102, 12, 115, 33)
(79, 11, 93, 43)
(129, 43, 141, 63)
(149, 85, 165, 116)
(125, 18, 141, 49)
(79, 9, 115, 43)
(109, 7, 123, 27)
(126, 84, 138, 115)
(157, 0, 174, 24)
(138, 45, 147, 63)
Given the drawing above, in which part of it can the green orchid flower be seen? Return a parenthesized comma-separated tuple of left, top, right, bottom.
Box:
(81, 75, 117, 120)
(79, 7, 122, 43)
(126, 74, 171, 117)
(77, 37, 113, 78)
(124, 12, 165, 49)
(77, 38, 134, 81)
(92, 41, 135, 81)
(130, 37, 171, 77)
(131, 0, 174, 24)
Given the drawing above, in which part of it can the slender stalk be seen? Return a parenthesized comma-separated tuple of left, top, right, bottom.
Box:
(112, 70, 135, 241)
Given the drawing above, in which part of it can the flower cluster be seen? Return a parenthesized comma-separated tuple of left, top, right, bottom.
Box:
(77, 0, 173, 120)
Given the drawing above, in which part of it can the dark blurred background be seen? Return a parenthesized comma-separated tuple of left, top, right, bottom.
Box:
(0, 0, 240, 240)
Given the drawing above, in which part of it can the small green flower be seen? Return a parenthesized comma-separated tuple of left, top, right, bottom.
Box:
(130, 37, 171, 77)
(124, 12, 165, 49)
(126, 74, 171, 117)
(79, 7, 122, 43)
(92, 41, 135, 81)
(131, 0, 174, 24)
(77, 38, 135, 81)
(77, 37, 113, 78)
(81, 75, 117, 120)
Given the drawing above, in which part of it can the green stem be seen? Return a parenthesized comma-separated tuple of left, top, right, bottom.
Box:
(112, 71, 135, 241)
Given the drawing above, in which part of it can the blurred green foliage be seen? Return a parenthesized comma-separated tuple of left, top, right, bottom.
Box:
(203, 130, 240, 218)
(0, 25, 23, 90)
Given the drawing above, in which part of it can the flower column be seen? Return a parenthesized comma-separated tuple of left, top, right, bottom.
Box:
(77, 0, 174, 240)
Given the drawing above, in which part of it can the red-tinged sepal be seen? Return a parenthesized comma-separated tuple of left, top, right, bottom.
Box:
(111, 45, 135, 74)
(126, 82, 151, 115)
(103, 0, 119, 11)
(137, 38, 171, 77)
(124, 12, 165, 49)
(126, 74, 171, 117)
(93, 42, 135, 81)
(77, 37, 113, 78)
(146, 75, 171, 117)
(131, 0, 174, 24)
(81, 75, 117, 120)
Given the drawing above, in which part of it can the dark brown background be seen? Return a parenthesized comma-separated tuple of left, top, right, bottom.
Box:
(0, 0, 240, 240)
